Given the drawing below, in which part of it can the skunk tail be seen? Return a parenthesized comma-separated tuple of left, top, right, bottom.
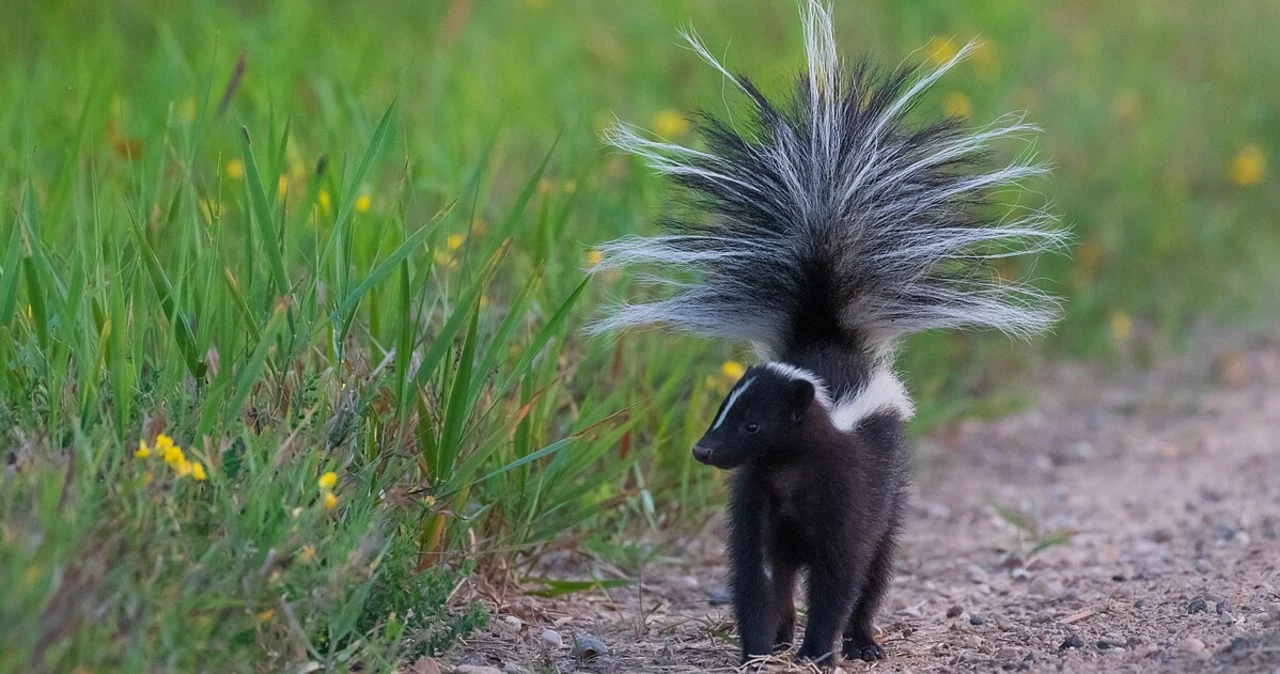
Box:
(591, 0, 1066, 354)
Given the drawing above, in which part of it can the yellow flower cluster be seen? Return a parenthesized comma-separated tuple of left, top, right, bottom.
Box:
(319, 471, 339, 511)
(136, 434, 206, 481)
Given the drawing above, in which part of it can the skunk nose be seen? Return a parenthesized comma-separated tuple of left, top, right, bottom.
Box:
(692, 444, 713, 464)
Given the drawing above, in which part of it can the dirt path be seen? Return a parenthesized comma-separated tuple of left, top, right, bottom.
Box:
(447, 341, 1280, 674)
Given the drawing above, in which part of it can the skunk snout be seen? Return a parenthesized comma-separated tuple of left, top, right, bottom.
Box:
(692, 443, 714, 465)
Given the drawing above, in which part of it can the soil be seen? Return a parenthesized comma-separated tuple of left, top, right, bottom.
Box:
(444, 340, 1280, 674)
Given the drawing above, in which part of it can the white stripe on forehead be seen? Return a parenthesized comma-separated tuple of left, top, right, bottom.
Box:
(712, 376, 756, 430)
(763, 362, 834, 409)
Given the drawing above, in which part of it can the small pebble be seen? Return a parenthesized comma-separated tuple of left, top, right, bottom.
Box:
(502, 615, 523, 629)
(946, 605, 964, 618)
(1215, 599, 1233, 615)
(969, 614, 985, 626)
(571, 633, 608, 661)
(1178, 637, 1205, 654)
(996, 647, 1020, 661)
(541, 628, 563, 648)
(1059, 634, 1084, 650)
(1219, 611, 1235, 625)
(966, 564, 989, 584)
(707, 587, 731, 606)
(1188, 597, 1209, 614)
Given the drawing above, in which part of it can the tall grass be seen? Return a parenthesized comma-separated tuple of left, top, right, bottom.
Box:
(1, 0, 1277, 671)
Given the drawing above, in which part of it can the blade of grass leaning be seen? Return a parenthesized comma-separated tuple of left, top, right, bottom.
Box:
(224, 301, 288, 432)
(331, 195, 457, 333)
(319, 100, 396, 269)
(410, 240, 509, 388)
(0, 222, 21, 326)
(128, 214, 206, 379)
(238, 126, 290, 299)
(433, 304, 480, 484)
(488, 276, 589, 405)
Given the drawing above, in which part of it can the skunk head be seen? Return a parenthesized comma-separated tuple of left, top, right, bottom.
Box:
(692, 365, 825, 469)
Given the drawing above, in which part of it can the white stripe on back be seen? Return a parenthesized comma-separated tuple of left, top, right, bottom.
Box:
(712, 376, 755, 430)
(829, 368, 915, 431)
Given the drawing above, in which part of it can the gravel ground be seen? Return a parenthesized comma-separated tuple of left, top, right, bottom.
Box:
(444, 340, 1280, 674)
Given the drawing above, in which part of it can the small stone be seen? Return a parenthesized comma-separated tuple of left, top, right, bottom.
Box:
(707, 587, 731, 606)
(970, 614, 985, 626)
(1125, 637, 1144, 649)
(1219, 611, 1235, 625)
(947, 605, 964, 618)
(1151, 528, 1175, 543)
(1188, 597, 1209, 614)
(1178, 637, 1205, 654)
(1028, 576, 1061, 597)
(453, 667, 502, 674)
(966, 564, 990, 584)
(541, 628, 563, 648)
(1031, 611, 1053, 624)
(964, 635, 983, 648)
(571, 633, 608, 661)
(996, 647, 1019, 661)
(1059, 634, 1084, 650)
(502, 615, 523, 629)
(1215, 600, 1233, 615)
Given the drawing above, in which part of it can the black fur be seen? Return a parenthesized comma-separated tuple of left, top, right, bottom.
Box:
(695, 364, 908, 667)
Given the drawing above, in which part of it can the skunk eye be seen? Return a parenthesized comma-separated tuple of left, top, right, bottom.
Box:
(743, 422, 759, 434)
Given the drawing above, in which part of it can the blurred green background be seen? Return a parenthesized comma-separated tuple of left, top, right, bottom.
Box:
(1, 0, 1276, 671)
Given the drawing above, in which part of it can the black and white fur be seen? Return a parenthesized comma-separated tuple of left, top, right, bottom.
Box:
(592, 0, 1064, 667)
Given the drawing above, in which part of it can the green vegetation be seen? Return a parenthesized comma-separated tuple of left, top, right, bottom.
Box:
(0, 0, 1274, 671)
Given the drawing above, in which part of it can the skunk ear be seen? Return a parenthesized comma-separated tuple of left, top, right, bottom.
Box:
(787, 378, 815, 417)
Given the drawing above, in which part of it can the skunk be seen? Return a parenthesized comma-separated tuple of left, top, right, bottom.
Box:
(592, 0, 1064, 667)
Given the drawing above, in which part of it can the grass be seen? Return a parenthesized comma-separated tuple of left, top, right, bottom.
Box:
(0, 0, 1276, 671)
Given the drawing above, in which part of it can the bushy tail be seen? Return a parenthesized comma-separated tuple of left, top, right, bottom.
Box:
(591, 0, 1067, 352)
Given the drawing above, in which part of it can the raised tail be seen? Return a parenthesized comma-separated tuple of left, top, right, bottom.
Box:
(591, 0, 1067, 354)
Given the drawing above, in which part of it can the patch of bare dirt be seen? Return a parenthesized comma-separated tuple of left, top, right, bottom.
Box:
(447, 341, 1280, 673)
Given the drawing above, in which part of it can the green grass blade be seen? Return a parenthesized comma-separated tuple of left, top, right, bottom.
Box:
(238, 127, 290, 298)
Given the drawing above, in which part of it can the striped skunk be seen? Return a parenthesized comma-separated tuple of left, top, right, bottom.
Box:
(592, 0, 1064, 667)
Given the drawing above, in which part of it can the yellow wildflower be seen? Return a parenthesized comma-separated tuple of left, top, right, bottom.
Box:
(586, 249, 604, 267)
(257, 609, 275, 624)
(155, 434, 175, 451)
(191, 461, 207, 481)
(318, 471, 338, 490)
(1230, 144, 1265, 186)
(925, 36, 958, 67)
(322, 491, 339, 511)
(447, 233, 466, 251)
(355, 195, 371, 212)
(135, 440, 151, 459)
(318, 189, 332, 214)
(299, 544, 317, 564)
(943, 91, 973, 119)
(653, 110, 691, 138)
(178, 97, 198, 123)
(1110, 310, 1134, 342)
(424, 495, 436, 507)
(721, 360, 746, 380)
(173, 459, 193, 478)
(225, 160, 245, 180)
